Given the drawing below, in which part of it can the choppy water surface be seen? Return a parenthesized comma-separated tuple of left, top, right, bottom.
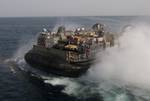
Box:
(1, 16, 150, 101)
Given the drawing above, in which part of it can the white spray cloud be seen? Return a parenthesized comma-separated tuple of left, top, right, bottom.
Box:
(12, 34, 37, 62)
(89, 23, 150, 89)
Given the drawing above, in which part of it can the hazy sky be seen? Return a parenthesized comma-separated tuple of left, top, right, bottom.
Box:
(0, 0, 149, 17)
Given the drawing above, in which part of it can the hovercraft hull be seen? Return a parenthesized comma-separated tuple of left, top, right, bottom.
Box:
(24, 46, 92, 77)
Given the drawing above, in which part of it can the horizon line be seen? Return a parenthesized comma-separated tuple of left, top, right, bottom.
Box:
(0, 15, 145, 18)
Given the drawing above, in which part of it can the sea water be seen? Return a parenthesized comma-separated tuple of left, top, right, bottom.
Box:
(1, 16, 150, 101)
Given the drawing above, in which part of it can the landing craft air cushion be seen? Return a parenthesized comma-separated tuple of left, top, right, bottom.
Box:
(24, 23, 115, 77)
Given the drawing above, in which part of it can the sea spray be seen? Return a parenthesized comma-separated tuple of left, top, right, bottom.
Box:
(12, 34, 38, 61)
(89, 23, 150, 88)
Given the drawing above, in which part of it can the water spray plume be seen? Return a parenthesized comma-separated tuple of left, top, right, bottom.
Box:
(89, 23, 150, 89)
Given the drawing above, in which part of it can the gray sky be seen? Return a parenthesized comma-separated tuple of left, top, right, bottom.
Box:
(0, 0, 149, 17)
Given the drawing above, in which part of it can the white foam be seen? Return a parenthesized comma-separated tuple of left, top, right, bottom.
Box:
(44, 77, 81, 96)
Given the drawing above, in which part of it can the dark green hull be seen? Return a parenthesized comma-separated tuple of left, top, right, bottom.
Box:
(24, 46, 93, 77)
